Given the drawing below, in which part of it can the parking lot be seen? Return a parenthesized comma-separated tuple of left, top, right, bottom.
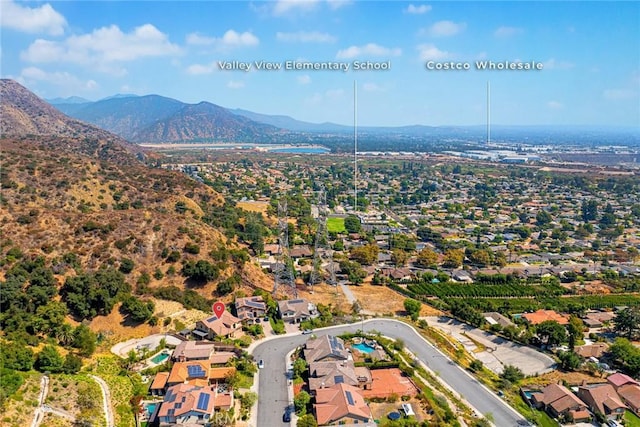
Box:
(424, 316, 556, 376)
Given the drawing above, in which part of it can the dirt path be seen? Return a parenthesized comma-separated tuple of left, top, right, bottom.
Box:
(90, 374, 115, 427)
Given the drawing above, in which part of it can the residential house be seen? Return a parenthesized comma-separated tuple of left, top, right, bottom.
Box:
(530, 383, 590, 422)
(314, 383, 374, 426)
(522, 309, 569, 325)
(575, 343, 609, 360)
(194, 311, 241, 340)
(582, 311, 616, 328)
(617, 384, 640, 415)
(483, 312, 515, 328)
(166, 360, 235, 388)
(172, 341, 216, 362)
(153, 383, 233, 426)
(608, 372, 639, 390)
(577, 383, 626, 420)
(308, 360, 372, 393)
(278, 299, 318, 324)
(304, 335, 351, 363)
(234, 296, 267, 323)
(150, 372, 169, 396)
(290, 245, 313, 259)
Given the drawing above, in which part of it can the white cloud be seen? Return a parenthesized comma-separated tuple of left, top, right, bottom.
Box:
(276, 31, 336, 43)
(547, 101, 564, 109)
(186, 30, 259, 50)
(1, 0, 67, 35)
(362, 83, 382, 92)
(494, 26, 523, 38)
(297, 75, 311, 84)
(186, 62, 216, 75)
(417, 43, 451, 61)
(603, 89, 636, 100)
(273, 0, 321, 15)
(405, 4, 432, 14)
(18, 66, 98, 92)
(336, 43, 401, 59)
(304, 88, 344, 105)
(543, 58, 574, 70)
(227, 80, 245, 89)
(21, 24, 180, 74)
(326, 0, 352, 9)
(426, 20, 466, 37)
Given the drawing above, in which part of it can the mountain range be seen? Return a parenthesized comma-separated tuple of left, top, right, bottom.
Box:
(48, 91, 640, 147)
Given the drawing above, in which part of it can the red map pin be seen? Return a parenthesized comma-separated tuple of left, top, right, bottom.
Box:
(212, 302, 225, 318)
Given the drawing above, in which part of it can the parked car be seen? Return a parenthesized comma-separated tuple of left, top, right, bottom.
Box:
(302, 329, 313, 335)
(258, 359, 264, 369)
(282, 407, 291, 422)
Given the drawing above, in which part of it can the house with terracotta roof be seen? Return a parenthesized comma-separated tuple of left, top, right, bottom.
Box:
(152, 383, 234, 426)
(150, 372, 169, 396)
(194, 310, 241, 340)
(618, 384, 640, 415)
(522, 309, 569, 325)
(234, 296, 267, 323)
(530, 383, 590, 422)
(608, 372, 639, 390)
(304, 335, 351, 363)
(278, 298, 318, 324)
(314, 383, 374, 426)
(166, 361, 236, 388)
(576, 383, 626, 421)
(172, 341, 216, 362)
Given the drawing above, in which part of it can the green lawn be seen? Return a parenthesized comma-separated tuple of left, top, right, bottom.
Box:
(327, 217, 346, 233)
(626, 410, 640, 427)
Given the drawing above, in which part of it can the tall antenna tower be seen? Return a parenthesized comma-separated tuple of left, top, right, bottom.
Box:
(486, 81, 491, 145)
(353, 80, 358, 213)
(310, 186, 335, 291)
(272, 198, 296, 297)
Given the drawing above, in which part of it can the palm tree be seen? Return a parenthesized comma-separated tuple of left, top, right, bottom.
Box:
(56, 323, 74, 346)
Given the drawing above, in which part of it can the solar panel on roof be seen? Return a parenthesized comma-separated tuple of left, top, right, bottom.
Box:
(197, 393, 211, 410)
(187, 365, 206, 378)
(335, 375, 344, 384)
(345, 391, 355, 405)
(290, 299, 303, 303)
(206, 315, 218, 322)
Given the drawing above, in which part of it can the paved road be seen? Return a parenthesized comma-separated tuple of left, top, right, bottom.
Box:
(251, 319, 527, 427)
(30, 375, 49, 427)
(90, 374, 115, 427)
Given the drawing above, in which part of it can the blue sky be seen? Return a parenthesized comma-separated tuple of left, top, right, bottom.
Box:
(2, 1, 639, 127)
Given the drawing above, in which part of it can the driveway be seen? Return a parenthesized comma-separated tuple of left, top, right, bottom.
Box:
(251, 319, 527, 427)
(110, 333, 183, 357)
(425, 316, 556, 376)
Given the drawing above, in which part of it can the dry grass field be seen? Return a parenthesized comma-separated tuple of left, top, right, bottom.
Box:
(349, 283, 443, 317)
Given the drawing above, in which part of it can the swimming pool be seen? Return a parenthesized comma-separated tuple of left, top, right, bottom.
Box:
(352, 342, 376, 354)
(150, 352, 169, 364)
(145, 402, 158, 417)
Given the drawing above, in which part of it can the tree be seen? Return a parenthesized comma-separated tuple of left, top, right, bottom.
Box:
(415, 249, 438, 268)
(558, 351, 582, 371)
(468, 249, 491, 267)
(35, 345, 64, 373)
(500, 365, 524, 384)
(294, 390, 311, 414)
(614, 307, 640, 340)
(350, 244, 379, 265)
(567, 316, 584, 350)
(581, 200, 598, 222)
(344, 215, 361, 234)
(62, 353, 83, 374)
(293, 358, 308, 380)
(121, 296, 155, 323)
(469, 359, 484, 372)
(0, 341, 34, 371)
(72, 324, 97, 357)
(119, 258, 135, 274)
(536, 210, 553, 226)
(297, 414, 318, 427)
(443, 249, 464, 268)
(536, 320, 567, 347)
(404, 299, 421, 321)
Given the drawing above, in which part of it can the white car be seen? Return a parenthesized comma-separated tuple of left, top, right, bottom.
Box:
(258, 359, 264, 369)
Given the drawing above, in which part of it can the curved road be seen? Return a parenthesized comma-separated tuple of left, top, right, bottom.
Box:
(251, 319, 527, 427)
(90, 374, 115, 427)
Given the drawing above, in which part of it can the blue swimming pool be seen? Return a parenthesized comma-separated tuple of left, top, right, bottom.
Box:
(145, 402, 158, 417)
(150, 352, 169, 364)
(353, 342, 376, 354)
